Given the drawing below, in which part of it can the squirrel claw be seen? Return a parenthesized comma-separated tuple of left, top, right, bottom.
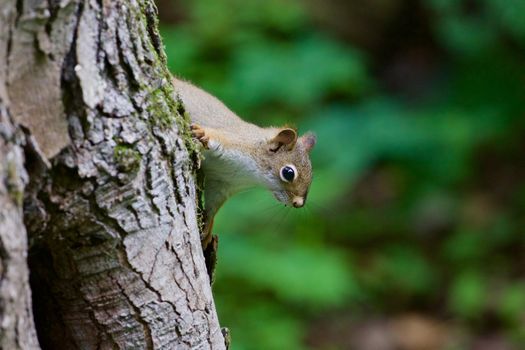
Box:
(191, 124, 209, 148)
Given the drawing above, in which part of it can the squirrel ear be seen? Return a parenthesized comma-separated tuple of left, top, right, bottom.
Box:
(301, 132, 316, 152)
(269, 128, 297, 152)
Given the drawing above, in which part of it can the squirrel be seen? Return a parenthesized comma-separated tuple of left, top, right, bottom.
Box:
(173, 78, 316, 248)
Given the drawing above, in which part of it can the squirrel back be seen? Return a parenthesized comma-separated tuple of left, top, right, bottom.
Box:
(174, 78, 252, 130)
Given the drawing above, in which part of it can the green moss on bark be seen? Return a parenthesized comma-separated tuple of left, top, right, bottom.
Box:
(6, 159, 24, 206)
(114, 144, 141, 173)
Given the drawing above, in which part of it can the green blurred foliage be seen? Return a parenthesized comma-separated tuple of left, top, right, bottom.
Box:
(160, 0, 525, 348)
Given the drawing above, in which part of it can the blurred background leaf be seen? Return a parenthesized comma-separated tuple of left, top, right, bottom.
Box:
(158, 0, 525, 348)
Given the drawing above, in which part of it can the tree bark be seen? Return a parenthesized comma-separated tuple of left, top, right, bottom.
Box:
(1, 0, 225, 349)
(0, 56, 40, 350)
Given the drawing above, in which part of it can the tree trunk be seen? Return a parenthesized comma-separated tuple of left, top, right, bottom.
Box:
(1, 0, 225, 348)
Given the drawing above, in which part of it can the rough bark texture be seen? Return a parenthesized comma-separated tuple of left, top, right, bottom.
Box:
(1, 0, 225, 349)
(0, 63, 41, 350)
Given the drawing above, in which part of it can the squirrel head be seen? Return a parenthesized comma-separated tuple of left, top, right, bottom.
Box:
(258, 127, 316, 208)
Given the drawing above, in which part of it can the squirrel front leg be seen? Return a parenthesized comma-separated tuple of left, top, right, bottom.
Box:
(190, 124, 209, 148)
(191, 124, 228, 248)
(190, 124, 227, 153)
(201, 186, 227, 248)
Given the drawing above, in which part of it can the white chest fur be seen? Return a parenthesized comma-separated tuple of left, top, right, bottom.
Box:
(202, 144, 265, 196)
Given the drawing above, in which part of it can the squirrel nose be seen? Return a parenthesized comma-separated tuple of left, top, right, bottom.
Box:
(292, 197, 304, 208)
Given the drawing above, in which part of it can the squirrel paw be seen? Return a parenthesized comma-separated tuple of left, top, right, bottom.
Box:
(190, 124, 209, 149)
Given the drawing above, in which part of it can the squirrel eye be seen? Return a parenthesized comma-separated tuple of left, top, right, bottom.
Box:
(280, 165, 297, 182)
